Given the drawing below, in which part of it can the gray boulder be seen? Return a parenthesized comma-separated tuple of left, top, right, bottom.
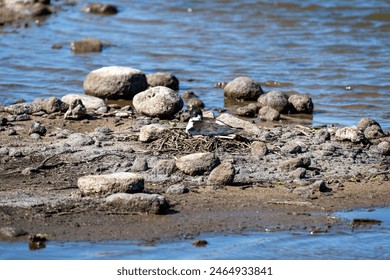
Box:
(61, 93, 108, 114)
(106, 193, 169, 214)
(364, 125, 384, 140)
(29, 121, 46, 136)
(166, 184, 189, 194)
(187, 97, 205, 109)
(378, 141, 390, 155)
(251, 141, 268, 157)
(224, 76, 263, 100)
(152, 159, 176, 177)
(146, 72, 179, 90)
(0, 0, 52, 24)
(84, 66, 147, 99)
(81, 3, 118, 15)
(66, 133, 95, 147)
(258, 106, 280, 121)
(32, 97, 68, 114)
(64, 99, 87, 120)
(357, 117, 382, 131)
(258, 91, 289, 113)
(207, 161, 235, 186)
(176, 152, 220, 175)
(71, 37, 102, 53)
(133, 86, 183, 119)
(280, 156, 311, 171)
(139, 124, 169, 142)
(335, 126, 364, 143)
(288, 94, 314, 113)
(216, 113, 262, 135)
(78, 172, 144, 196)
(236, 103, 258, 117)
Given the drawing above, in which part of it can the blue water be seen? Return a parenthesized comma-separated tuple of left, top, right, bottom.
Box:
(1, 207, 389, 260)
(1, 0, 390, 129)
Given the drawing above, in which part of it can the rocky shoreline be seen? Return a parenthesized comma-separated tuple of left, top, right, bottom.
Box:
(0, 77, 389, 243)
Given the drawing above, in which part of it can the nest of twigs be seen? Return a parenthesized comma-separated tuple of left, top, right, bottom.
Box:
(148, 129, 251, 154)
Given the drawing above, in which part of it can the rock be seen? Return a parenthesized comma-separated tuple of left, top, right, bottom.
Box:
(152, 159, 176, 176)
(61, 93, 108, 113)
(81, 3, 118, 15)
(378, 141, 390, 155)
(84, 66, 147, 99)
(292, 186, 313, 197)
(187, 97, 205, 109)
(182, 91, 199, 100)
(281, 142, 302, 154)
(251, 141, 268, 157)
(32, 97, 68, 114)
(166, 184, 189, 194)
(64, 99, 87, 120)
(78, 172, 144, 196)
(66, 133, 95, 147)
(71, 37, 102, 53)
(8, 128, 17, 136)
(216, 113, 262, 135)
(288, 94, 314, 113)
(224, 76, 264, 100)
(258, 106, 280, 121)
(139, 124, 169, 142)
(335, 126, 364, 143)
(280, 157, 311, 171)
(236, 103, 258, 117)
(202, 110, 215, 118)
(29, 121, 46, 136)
(315, 129, 330, 143)
(0, 0, 52, 24)
(0, 226, 28, 238)
(176, 152, 220, 175)
(290, 167, 306, 179)
(30, 133, 41, 140)
(133, 86, 183, 119)
(146, 72, 179, 90)
(106, 193, 169, 214)
(131, 157, 148, 172)
(207, 161, 235, 186)
(180, 111, 190, 122)
(258, 91, 289, 113)
(311, 180, 330, 192)
(357, 117, 382, 131)
(364, 125, 384, 140)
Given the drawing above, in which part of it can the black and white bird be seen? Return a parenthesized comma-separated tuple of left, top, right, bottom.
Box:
(185, 108, 238, 137)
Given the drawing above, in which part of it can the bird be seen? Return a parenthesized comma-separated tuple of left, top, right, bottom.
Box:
(185, 108, 238, 137)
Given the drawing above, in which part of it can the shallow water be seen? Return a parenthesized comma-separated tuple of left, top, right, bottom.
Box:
(1, 207, 390, 260)
(1, 0, 389, 129)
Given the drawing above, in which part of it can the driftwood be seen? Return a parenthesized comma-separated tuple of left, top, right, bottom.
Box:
(148, 129, 251, 154)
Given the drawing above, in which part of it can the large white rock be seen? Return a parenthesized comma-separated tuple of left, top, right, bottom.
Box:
(207, 161, 235, 186)
(216, 113, 262, 135)
(83, 66, 147, 99)
(62, 93, 108, 113)
(258, 90, 289, 113)
(224, 76, 263, 100)
(133, 86, 183, 119)
(176, 152, 220, 175)
(335, 126, 364, 143)
(146, 72, 179, 90)
(288, 94, 314, 113)
(139, 124, 169, 142)
(78, 172, 144, 195)
(106, 193, 169, 214)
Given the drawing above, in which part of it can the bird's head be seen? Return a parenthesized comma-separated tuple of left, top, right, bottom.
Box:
(189, 108, 203, 121)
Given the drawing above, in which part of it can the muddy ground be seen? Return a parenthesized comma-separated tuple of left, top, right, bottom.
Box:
(0, 109, 389, 243)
